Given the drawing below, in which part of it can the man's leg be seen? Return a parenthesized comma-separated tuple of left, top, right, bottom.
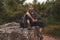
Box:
(31, 21, 45, 39)
(33, 21, 45, 40)
(26, 19, 32, 29)
(31, 22, 45, 33)
(37, 22, 45, 33)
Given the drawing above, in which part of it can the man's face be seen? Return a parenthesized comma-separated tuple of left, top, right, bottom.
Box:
(29, 5, 34, 11)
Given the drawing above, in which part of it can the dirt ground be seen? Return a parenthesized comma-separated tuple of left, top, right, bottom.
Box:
(43, 35, 60, 40)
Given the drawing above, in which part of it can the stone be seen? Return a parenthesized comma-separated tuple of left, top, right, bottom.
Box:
(0, 22, 42, 40)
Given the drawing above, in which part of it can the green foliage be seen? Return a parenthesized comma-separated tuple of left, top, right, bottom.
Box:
(0, 0, 60, 24)
(33, 0, 37, 5)
(52, 0, 60, 21)
(0, 0, 26, 24)
(44, 25, 60, 37)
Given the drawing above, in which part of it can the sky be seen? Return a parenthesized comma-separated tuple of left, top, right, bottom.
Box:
(24, 0, 47, 4)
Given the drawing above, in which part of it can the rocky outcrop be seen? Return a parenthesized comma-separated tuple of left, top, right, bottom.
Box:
(0, 22, 20, 28)
(0, 22, 42, 40)
(0, 22, 60, 40)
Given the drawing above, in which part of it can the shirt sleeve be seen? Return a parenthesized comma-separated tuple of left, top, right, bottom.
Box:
(25, 12, 31, 20)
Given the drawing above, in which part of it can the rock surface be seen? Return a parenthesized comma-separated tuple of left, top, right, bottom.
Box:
(0, 22, 42, 40)
(0, 22, 60, 40)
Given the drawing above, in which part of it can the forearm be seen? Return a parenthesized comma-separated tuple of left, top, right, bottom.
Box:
(26, 12, 34, 20)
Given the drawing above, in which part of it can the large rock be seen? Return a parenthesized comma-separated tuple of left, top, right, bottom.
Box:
(0, 22, 42, 40)
(0, 22, 20, 28)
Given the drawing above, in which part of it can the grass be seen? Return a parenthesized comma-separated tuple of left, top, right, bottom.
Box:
(44, 25, 60, 38)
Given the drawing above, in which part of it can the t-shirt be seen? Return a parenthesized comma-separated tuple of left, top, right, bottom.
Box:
(25, 11, 38, 23)
(20, 10, 38, 27)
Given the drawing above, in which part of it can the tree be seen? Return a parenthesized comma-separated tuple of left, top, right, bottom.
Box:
(0, 0, 26, 24)
(52, 0, 60, 21)
(33, 0, 37, 5)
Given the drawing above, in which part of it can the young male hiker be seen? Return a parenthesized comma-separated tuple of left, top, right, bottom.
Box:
(20, 4, 45, 36)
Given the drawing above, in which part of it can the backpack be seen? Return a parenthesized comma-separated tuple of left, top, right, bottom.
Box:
(20, 13, 27, 28)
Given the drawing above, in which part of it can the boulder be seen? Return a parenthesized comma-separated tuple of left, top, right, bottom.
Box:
(0, 22, 42, 40)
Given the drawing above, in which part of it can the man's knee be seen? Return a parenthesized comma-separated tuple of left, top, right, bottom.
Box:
(38, 22, 45, 28)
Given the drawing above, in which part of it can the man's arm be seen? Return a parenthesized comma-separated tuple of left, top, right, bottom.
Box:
(26, 12, 35, 22)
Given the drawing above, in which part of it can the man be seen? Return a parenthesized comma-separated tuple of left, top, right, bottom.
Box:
(25, 4, 45, 34)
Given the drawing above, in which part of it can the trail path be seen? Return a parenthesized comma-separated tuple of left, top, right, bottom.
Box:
(43, 35, 60, 40)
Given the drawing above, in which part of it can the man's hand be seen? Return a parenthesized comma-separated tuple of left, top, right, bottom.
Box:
(26, 12, 38, 23)
(32, 19, 38, 22)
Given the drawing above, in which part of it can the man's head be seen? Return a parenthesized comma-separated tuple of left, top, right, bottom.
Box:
(28, 4, 34, 12)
